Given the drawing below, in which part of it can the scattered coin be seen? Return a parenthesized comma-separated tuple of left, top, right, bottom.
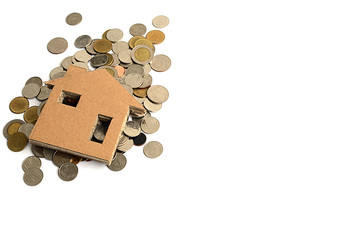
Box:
(143, 98, 162, 112)
(9, 96, 29, 114)
(114, 65, 125, 77)
(147, 85, 169, 104)
(23, 168, 43, 186)
(129, 23, 147, 36)
(43, 147, 56, 160)
(90, 54, 108, 67)
(50, 66, 65, 78)
(131, 45, 154, 65)
(126, 64, 144, 75)
(52, 151, 72, 167)
(74, 50, 92, 62)
(73, 61, 90, 71)
(66, 12, 82, 26)
(118, 49, 132, 63)
(36, 86, 52, 101)
(18, 123, 34, 138)
(93, 39, 112, 53)
(107, 153, 127, 171)
(141, 116, 160, 134)
(7, 132, 28, 152)
(133, 87, 149, 98)
(106, 29, 123, 42)
(152, 15, 169, 28)
(22, 156, 41, 172)
(25, 76, 42, 87)
(134, 38, 155, 50)
(7, 122, 22, 136)
(140, 74, 152, 88)
(143, 141, 163, 158)
(47, 37, 68, 54)
(23, 106, 39, 124)
(125, 73, 143, 88)
(124, 121, 141, 137)
(85, 39, 98, 55)
(146, 30, 165, 44)
(52, 71, 66, 79)
(112, 41, 129, 54)
(133, 133, 147, 146)
(31, 144, 45, 158)
(22, 83, 40, 99)
(128, 36, 145, 49)
(150, 54, 171, 72)
(117, 138, 134, 151)
(74, 35, 91, 48)
(58, 162, 78, 181)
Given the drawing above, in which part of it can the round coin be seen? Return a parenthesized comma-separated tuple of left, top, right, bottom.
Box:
(47, 37, 68, 54)
(117, 138, 133, 151)
(133, 133, 147, 146)
(86, 39, 99, 55)
(74, 50, 92, 62)
(52, 151, 72, 167)
(50, 67, 65, 78)
(106, 28, 123, 42)
(7, 132, 28, 152)
(124, 121, 141, 137)
(146, 30, 165, 44)
(125, 73, 143, 88)
(22, 156, 41, 172)
(58, 162, 78, 181)
(31, 144, 45, 158)
(66, 12, 82, 25)
(9, 96, 29, 113)
(22, 83, 40, 99)
(18, 123, 34, 138)
(147, 85, 169, 103)
(114, 65, 125, 77)
(128, 36, 146, 49)
(139, 74, 152, 88)
(126, 64, 145, 75)
(134, 38, 155, 50)
(118, 49, 132, 63)
(107, 153, 127, 171)
(23, 106, 39, 124)
(74, 35, 91, 48)
(129, 23, 147, 36)
(133, 87, 149, 98)
(90, 54, 108, 67)
(7, 122, 22, 136)
(112, 41, 129, 54)
(143, 98, 162, 112)
(141, 116, 160, 134)
(131, 45, 154, 65)
(152, 15, 170, 28)
(93, 39, 112, 53)
(25, 76, 42, 87)
(36, 86, 52, 101)
(150, 54, 171, 72)
(23, 168, 43, 186)
(52, 71, 66, 79)
(143, 141, 163, 158)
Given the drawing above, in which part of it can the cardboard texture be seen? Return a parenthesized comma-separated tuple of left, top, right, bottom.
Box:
(29, 66, 145, 165)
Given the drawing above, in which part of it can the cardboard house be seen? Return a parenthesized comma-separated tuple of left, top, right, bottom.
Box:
(29, 66, 145, 165)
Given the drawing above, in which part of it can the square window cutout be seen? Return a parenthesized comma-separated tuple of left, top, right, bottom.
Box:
(60, 90, 81, 107)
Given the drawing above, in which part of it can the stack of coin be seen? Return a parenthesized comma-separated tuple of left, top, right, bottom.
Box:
(22, 156, 43, 186)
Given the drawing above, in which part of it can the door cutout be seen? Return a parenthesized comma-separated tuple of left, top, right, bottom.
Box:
(90, 114, 112, 143)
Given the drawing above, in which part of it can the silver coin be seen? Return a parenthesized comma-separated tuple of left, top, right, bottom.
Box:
(47, 37, 68, 54)
(73, 62, 90, 71)
(3, 119, 25, 139)
(117, 134, 129, 147)
(143, 98, 162, 112)
(52, 151, 72, 167)
(111, 54, 120, 66)
(25, 76, 42, 87)
(124, 121, 141, 137)
(143, 63, 151, 74)
(139, 74, 152, 88)
(152, 15, 170, 28)
(120, 83, 133, 95)
(52, 71, 66, 80)
(112, 41, 129, 54)
(36, 86, 52, 101)
(129, 23, 147, 36)
(117, 138, 133, 151)
(131, 45, 154, 65)
(61, 56, 73, 70)
(22, 83, 40, 99)
(98, 66, 118, 78)
(141, 116, 160, 134)
(126, 64, 144, 75)
(107, 153, 127, 171)
(93, 124, 107, 141)
(106, 29, 123, 42)
(22, 156, 41, 172)
(90, 54, 108, 67)
(74, 50, 92, 62)
(31, 144, 45, 158)
(50, 66, 65, 78)
(74, 35, 91, 48)
(23, 168, 43, 186)
(18, 123, 34, 138)
(66, 12, 82, 26)
(58, 162, 78, 181)
(125, 73, 143, 88)
(43, 147, 56, 161)
(37, 100, 47, 116)
(143, 141, 163, 158)
(147, 85, 169, 104)
(86, 39, 99, 55)
(118, 49, 132, 64)
(150, 54, 171, 72)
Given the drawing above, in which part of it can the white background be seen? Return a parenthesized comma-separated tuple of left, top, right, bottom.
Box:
(0, 0, 360, 239)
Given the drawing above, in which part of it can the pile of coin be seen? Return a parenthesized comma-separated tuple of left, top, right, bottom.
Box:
(4, 12, 171, 186)
(22, 156, 43, 186)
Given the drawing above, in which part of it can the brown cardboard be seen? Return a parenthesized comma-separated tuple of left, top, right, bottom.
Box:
(29, 66, 146, 165)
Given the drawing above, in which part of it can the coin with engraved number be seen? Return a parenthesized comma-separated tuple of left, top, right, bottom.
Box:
(53, 151, 72, 167)
(143, 141, 163, 158)
(150, 54, 171, 72)
(7, 132, 28, 152)
(22, 156, 41, 172)
(152, 15, 169, 28)
(66, 12, 82, 26)
(124, 121, 141, 137)
(25, 76, 42, 87)
(74, 35, 91, 48)
(23, 168, 43, 186)
(9, 97, 29, 114)
(129, 23, 147, 36)
(18, 123, 34, 138)
(22, 83, 40, 99)
(47, 37, 68, 54)
(141, 116, 160, 134)
(58, 162, 78, 181)
(107, 153, 127, 171)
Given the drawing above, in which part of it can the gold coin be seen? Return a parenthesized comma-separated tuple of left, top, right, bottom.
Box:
(146, 30, 165, 44)
(93, 39, 112, 53)
(133, 87, 149, 98)
(128, 36, 145, 49)
(134, 47, 152, 62)
(7, 122, 22, 136)
(24, 106, 39, 124)
(134, 38, 155, 50)
(9, 97, 29, 114)
(7, 132, 28, 152)
(102, 29, 111, 39)
(70, 156, 83, 164)
(105, 53, 114, 66)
